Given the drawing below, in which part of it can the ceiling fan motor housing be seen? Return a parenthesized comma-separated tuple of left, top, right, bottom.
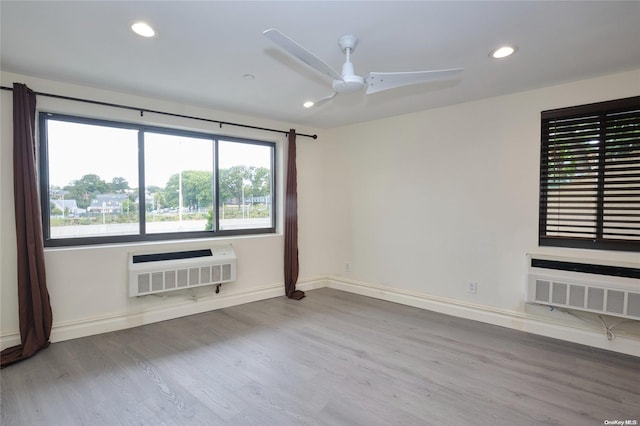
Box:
(333, 61, 365, 93)
(333, 75, 365, 93)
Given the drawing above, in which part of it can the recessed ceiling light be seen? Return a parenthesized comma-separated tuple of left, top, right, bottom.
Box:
(243, 74, 255, 80)
(131, 22, 155, 38)
(303, 101, 314, 109)
(490, 45, 517, 59)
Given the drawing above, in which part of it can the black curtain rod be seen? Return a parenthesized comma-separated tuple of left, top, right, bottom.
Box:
(0, 85, 317, 140)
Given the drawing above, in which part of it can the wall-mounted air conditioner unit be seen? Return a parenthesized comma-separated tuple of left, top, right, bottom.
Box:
(526, 254, 640, 320)
(128, 245, 236, 297)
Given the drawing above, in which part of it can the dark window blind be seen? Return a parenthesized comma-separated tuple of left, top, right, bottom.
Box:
(539, 96, 640, 251)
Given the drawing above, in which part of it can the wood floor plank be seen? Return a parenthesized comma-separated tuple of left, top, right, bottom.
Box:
(2, 287, 638, 425)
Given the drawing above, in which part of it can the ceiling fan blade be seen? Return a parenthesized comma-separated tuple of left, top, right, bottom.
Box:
(263, 28, 342, 81)
(305, 92, 337, 109)
(365, 68, 463, 95)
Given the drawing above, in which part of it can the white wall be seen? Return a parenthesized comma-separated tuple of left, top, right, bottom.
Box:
(0, 71, 329, 348)
(2, 69, 639, 355)
(322, 69, 640, 354)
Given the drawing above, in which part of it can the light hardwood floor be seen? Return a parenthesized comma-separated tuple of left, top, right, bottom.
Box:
(1, 288, 638, 425)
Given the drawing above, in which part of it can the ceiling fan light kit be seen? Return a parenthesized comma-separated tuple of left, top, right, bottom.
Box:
(263, 28, 463, 108)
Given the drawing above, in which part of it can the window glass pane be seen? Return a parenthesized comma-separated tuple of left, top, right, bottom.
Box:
(41, 113, 277, 246)
(542, 117, 599, 239)
(144, 132, 214, 234)
(539, 96, 640, 251)
(46, 120, 139, 239)
(603, 111, 640, 241)
(218, 140, 273, 230)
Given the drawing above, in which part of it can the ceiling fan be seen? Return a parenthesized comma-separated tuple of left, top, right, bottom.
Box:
(263, 28, 463, 108)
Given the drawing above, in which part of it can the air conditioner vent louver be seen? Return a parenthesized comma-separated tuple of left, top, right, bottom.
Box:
(526, 255, 640, 320)
(128, 246, 236, 297)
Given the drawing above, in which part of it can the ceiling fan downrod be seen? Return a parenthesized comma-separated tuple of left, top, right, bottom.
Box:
(334, 34, 365, 93)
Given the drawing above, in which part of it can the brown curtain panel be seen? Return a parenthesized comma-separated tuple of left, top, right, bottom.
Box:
(1, 83, 53, 368)
(284, 129, 304, 300)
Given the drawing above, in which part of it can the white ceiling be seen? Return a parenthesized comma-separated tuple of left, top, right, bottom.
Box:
(2, 1, 639, 129)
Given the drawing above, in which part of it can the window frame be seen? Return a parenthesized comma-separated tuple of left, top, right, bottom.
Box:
(39, 112, 277, 247)
(538, 96, 640, 252)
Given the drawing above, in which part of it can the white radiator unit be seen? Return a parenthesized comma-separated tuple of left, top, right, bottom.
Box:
(526, 254, 640, 320)
(128, 245, 236, 297)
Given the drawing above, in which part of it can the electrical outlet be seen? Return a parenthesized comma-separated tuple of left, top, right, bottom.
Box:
(467, 281, 477, 294)
(345, 262, 351, 272)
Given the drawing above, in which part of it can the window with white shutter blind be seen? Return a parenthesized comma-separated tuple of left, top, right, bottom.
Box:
(539, 96, 640, 252)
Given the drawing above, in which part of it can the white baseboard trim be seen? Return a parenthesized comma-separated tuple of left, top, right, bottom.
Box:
(0, 276, 329, 350)
(53, 283, 289, 344)
(0, 334, 20, 351)
(296, 276, 328, 292)
(324, 276, 640, 357)
(2, 275, 638, 357)
(0, 283, 284, 350)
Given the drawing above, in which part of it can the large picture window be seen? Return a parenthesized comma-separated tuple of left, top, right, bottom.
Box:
(539, 96, 640, 252)
(39, 113, 275, 246)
